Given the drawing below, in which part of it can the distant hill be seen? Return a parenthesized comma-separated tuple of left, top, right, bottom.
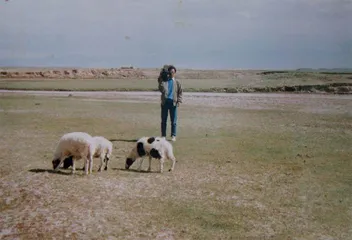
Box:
(296, 68, 352, 73)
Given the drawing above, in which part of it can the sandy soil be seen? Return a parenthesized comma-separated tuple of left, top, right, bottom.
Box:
(1, 90, 351, 239)
(1, 90, 351, 115)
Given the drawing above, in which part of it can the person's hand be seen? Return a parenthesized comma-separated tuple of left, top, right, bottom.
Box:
(176, 102, 180, 107)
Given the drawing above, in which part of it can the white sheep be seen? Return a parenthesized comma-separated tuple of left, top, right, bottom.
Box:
(92, 136, 113, 172)
(62, 136, 113, 172)
(125, 136, 176, 173)
(52, 132, 95, 175)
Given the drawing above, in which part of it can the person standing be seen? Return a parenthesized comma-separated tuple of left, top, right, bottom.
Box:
(158, 65, 183, 142)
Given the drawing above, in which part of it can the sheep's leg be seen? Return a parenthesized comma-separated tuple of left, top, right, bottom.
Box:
(169, 157, 176, 172)
(159, 158, 164, 173)
(104, 155, 109, 171)
(54, 157, 65, 171)
(147, 156, 152, 172)
(98, 155, 104, 172)
(88, 155, 93, 174)
(81, 160, 85, 171)
(71, 158, 76, 174)
(83, 156, 89, 175)
(137, 158, 144, 172)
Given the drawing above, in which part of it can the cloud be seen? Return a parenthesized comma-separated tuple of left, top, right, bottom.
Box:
(0, 0, 351, 68)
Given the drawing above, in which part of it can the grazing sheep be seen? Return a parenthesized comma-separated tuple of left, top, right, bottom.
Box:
(62, 136, 113, 172)
(125, 136, 176, 173)
(92, 136, 113, 171)
(51, 132, 95, 175)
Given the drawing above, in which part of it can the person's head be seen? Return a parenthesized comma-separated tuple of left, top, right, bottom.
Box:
(168, 65, 177, 78)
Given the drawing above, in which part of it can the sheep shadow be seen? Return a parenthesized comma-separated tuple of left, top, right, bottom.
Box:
(29, 168, 73, 175)
(113, 167, 160, 174)
(109, 139, 138, 143)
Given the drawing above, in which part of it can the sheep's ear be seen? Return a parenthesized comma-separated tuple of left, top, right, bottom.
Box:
(147, 137, 155, 144)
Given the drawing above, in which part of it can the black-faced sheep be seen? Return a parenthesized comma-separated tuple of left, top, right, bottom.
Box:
(62, 136, 113, 172)
(125, 136, 176, 173)
(52, 132, 95, 175)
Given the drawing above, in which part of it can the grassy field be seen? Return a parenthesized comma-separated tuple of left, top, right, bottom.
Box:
(0, 92, 351, 239)
(1, 71, 351, 92)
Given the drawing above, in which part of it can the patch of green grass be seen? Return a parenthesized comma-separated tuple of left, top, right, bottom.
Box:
(259, 71, 352, 88)
(0, 78, 237, 91)
(0, 94, 351, 239)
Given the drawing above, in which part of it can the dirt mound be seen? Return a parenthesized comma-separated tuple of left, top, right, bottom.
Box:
(203, 83, 352, 94)
(0, 68, 146, 79)
(0, 68, 259, 80)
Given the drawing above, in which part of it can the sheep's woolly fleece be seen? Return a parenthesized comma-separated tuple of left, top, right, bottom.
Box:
(125, 136, 176, 173)
(62, 136, 113, 172)
(52, 132, 95, 175)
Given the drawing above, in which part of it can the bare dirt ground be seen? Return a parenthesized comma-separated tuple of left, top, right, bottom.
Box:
(1, 90, 351, 114)
(1, 90, 351, 239)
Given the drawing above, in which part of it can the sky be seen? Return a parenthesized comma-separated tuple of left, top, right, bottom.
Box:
(1, 0, 351, 69)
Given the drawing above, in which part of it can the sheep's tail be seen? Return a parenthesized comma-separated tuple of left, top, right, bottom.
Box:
(108, 142, 113, 155)
(105, 144, 113, 160)
(169, 151, 176, 161)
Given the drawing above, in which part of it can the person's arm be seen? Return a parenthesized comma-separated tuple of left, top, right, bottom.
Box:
(176, 80, 183, 105)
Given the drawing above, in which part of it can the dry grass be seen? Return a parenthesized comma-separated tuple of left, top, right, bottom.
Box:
(1, 70, 351, 92)
(0, 93, 351, 239)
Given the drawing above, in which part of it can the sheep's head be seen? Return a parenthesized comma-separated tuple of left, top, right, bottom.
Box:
(52, 159, 61, 169)
(125, 157, 135, 169)
(125, 141, 144, 169)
